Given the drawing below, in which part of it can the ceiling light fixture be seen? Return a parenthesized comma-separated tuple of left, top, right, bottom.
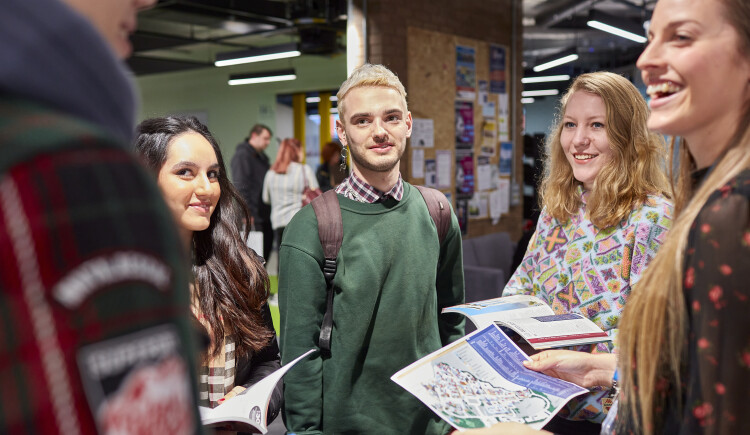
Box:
(522, 74, 571, 84)
(521, 97, 535, 104)
(521, 89, 559, 97)
(587, 10, 647, 43)
(215, 43, 301, 67)
(228, 69, 296, 86)
(533, 48, 578, 72)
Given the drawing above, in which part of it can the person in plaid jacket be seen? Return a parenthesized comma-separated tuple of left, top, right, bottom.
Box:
(0, 0, 202, 433)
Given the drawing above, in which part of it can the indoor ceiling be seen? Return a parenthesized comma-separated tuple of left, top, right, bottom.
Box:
(130, 0, 654, 87)
(523, 0, 654, 74)
(128, 0, 347, 76)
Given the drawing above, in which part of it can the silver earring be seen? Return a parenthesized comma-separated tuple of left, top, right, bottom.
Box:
(340, 147, 348, 171)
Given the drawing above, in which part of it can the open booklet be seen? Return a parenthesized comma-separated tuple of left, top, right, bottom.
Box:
(199, 348, 315, 433)
(392, 324, 588, 431)
(443, 295, 610, 349)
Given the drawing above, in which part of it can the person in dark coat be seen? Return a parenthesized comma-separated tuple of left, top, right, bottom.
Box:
(231, 124, 274, 261)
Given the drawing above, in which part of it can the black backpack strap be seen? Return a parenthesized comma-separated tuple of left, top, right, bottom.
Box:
(414, 185, 451, 244)
(310, 190, 343, 356)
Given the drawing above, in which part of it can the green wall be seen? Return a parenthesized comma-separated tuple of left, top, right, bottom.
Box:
(136, 54, 347, 166)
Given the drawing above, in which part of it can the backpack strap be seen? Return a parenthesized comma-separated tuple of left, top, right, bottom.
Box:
(414, 185, 451, 244)
(310, 190, 342, 356)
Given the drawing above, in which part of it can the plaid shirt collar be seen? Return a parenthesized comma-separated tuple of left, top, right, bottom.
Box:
(335, 171, 404, 203)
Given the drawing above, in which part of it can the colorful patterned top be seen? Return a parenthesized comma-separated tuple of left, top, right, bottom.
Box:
(612, 168, 750, 434)
(504, 188, 672, 422)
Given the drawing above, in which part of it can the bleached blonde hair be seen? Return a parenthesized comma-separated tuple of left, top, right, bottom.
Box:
(337, 63, 407, 121)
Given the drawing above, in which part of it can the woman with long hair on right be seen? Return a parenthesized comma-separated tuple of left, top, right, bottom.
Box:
(459, 0, 750, 434)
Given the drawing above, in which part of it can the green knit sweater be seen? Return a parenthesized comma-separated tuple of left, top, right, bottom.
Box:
(279, 182, 465, 435)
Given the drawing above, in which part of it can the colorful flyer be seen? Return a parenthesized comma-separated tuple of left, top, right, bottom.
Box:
(456, 150, 475, 199)
(490, 44, 507, 94)
(456, 45, 477, 100)
(455, 101, 475, 149)
(499, 142, 513, 176)
(425, 159, 437, 188)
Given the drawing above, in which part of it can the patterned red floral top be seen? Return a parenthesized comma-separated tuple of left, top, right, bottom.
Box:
(614, 168, 750, 434)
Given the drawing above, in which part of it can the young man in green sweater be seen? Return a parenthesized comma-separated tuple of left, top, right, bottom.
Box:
(279, 64, 465, 434)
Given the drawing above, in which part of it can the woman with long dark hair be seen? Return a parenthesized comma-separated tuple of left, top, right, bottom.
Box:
(134, 116, 282, 420)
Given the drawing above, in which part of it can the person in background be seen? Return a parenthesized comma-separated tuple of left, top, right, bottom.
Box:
(231, 124, 274, 261)
(0, 0, 202, 433)
(502, 72, 673, 433)
(262, 138, 319, 245)
(278, 63, 465, 435)
(316, 140, 349, 192)
(464, 0, 750, 433)
(135, 116, 283, 422)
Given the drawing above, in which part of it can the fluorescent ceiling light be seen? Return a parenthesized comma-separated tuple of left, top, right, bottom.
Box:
(228, 69, 296, 86)
(330, 107, 339, 114)
(587, 10, 647, 43)
(522, 75, 570, 84)
(533, 54, 578, 72)
(215, 43, 301, 67)
(521, 98, 535, 104)
(587, 20, 647, 43)
(522, 89, 559, 97)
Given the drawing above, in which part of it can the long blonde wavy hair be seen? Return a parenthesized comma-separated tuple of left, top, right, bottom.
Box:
(618, 1, 750, 433)
(539, 72, 669, 228)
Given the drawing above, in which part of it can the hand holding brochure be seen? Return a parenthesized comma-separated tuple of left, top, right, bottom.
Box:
(442, 295, 610, 349)
(199, 349, 315, 433)
(392, 325, 588, 431)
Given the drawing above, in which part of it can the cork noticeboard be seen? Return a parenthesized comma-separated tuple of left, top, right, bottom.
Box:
(406, 26, 523, 239)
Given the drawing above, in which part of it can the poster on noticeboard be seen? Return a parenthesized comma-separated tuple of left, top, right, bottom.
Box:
(490, 44, 507, 94)
(456, 45, 476, 100)
(455, 101, 474, 149)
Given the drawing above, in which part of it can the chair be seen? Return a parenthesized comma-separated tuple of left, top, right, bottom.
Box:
(461, 232, 516, 332)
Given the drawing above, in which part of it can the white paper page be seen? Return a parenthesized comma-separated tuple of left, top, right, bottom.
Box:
(498, 93, 510, 142)
(443, 295, 554, 330)
(436, 151, 452, 189)
(476, 163, 492, 192)
(200, 349, 315, 433)
(489, 189, 503, 224)
(496, 178, 510, 214)
(411, 118, 434, 148)
(497, 314, 610, 349)
(412, 148, 425, 178)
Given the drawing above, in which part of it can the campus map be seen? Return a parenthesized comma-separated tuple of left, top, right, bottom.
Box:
(393, 325, 588, 431)
(423, 361, 554, 428)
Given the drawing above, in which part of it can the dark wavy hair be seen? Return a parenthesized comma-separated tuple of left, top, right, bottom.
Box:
(134, 116, 272, 358)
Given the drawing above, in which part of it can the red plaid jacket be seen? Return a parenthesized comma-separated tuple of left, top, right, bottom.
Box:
(0, 96, 201, 434)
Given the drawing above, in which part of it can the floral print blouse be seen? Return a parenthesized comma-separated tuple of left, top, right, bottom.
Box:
(614, 168, 750, 434)
(504, 189, 673, 422)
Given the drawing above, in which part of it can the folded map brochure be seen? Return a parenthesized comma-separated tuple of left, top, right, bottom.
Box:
(199, 349, 315, 433)
(443, 295, 610, 349)
(392, 324, 589, 432)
